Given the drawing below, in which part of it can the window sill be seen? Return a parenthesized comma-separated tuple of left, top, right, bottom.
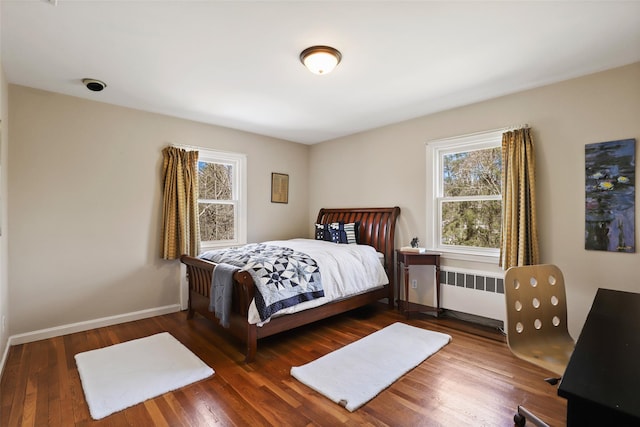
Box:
(200, 241, 246, 253)
(429, 248, 499, 264)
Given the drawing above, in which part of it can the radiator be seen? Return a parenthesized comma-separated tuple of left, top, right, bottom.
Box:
(439, 268, 506, 322)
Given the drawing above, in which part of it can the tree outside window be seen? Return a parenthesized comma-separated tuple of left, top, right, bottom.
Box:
(441, 147, 501, 248)
(198, 162, 235, 241)
(427, 129, 503, 261)
(197, 149, 246, 250)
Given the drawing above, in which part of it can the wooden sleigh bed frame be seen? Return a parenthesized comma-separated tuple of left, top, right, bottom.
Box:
(180, 206, 401, 362)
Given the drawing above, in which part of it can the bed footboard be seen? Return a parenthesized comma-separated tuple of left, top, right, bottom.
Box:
(180, 206, 400, 362)
(182, 251, 390, 363)
(180, 255, 254, 317)
(181, 254, 263, 361)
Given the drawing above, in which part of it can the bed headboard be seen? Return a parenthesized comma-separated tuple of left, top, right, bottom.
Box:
(316, 207, 401, 277)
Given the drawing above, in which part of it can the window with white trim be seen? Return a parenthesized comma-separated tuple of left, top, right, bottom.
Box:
(197, 148, 247, 250)
(426, 130, 503, 261)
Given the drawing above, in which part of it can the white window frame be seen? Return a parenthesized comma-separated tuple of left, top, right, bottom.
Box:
(426, 129, 503, 263)
(197, 148, 247, 251)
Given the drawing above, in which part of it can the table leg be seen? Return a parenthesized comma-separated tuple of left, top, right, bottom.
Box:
(403, 263, 410, 316)
(396, 258, 400, 310)
(434, 264, 441, 317)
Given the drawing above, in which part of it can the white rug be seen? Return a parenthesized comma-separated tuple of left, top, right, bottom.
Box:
(75, 332, 214, 420)
(290, 322, 451, 412)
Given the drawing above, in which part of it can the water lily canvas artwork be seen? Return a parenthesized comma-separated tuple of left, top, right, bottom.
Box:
(585, 138, 635, 252)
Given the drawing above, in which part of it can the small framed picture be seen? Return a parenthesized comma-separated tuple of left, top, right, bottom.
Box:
(271, 173, 289, 204)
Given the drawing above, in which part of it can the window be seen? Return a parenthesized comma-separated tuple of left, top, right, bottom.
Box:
(197, 148, 246, 250)
(426, 130, 503, 261)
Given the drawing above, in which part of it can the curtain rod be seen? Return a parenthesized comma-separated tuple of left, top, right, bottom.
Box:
(427, 124, 531, 144)
(168, 143, 201, 152)
(479, 123, 530, 133)
(506, 123, 530, 131)
(425, 124, 532, 146)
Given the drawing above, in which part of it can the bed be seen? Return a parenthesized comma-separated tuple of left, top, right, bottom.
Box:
(180, 206, 401, 362)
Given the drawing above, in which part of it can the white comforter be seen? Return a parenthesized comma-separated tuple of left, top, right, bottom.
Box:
(247, 239, 389, 325)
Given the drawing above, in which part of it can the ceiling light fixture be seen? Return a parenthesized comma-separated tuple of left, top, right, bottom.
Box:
(299, 46, 342, 75)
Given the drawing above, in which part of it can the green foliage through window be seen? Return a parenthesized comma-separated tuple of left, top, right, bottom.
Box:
(443, 148, 501, 197)
(440, 146, 502, 250)
(441, 200, 502, 248)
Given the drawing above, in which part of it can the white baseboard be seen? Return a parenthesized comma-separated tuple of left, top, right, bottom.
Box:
(0, 339, 10, 380)
(6, 304, 182, 347)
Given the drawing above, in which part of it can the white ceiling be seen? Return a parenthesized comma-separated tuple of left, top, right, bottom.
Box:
(2, 1, 640, 144)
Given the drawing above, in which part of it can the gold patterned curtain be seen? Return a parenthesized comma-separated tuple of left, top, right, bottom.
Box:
(161, 146, 200, 259)
(500, 127, 540, 269)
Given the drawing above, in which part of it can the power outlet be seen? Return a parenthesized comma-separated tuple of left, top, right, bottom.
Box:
(411, 279, 418, 289)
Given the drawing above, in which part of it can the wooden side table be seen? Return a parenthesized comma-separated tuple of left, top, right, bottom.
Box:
(396, 249, 441, 318)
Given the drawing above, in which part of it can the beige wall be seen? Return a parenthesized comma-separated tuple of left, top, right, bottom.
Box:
(7, 85, 310, 335)
(0, 46, 9, 364)
(3, 63, 639, 350)
(310, 62, 640, 338)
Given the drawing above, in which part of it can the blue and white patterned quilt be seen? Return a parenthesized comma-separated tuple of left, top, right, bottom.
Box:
(200, 243, 324, 321)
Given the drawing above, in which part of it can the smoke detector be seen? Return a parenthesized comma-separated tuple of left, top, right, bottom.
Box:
(82, 78, 107, 92)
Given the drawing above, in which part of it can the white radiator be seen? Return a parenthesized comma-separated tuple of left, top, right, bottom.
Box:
(440, 268, 506, 322)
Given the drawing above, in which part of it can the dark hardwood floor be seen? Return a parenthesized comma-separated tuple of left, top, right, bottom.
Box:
(1, 305, 567, 426)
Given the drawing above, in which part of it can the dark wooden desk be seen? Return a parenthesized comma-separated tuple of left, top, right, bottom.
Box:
(396, 250, 441, 317)
(558, 288, 640, 426)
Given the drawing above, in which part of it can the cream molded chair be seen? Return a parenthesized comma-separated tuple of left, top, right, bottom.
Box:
(504, 264, 575, 427)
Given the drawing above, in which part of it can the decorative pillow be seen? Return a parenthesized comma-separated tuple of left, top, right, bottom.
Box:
(328, 221, 360, 244)
(315, 223, 331, 241)
(329, 222, 343, 243)
(343, 222, 359, 244)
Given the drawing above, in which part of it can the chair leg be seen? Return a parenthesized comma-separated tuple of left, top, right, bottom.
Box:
(544, 377, 561, 386)
(515, 405, 550, 427)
